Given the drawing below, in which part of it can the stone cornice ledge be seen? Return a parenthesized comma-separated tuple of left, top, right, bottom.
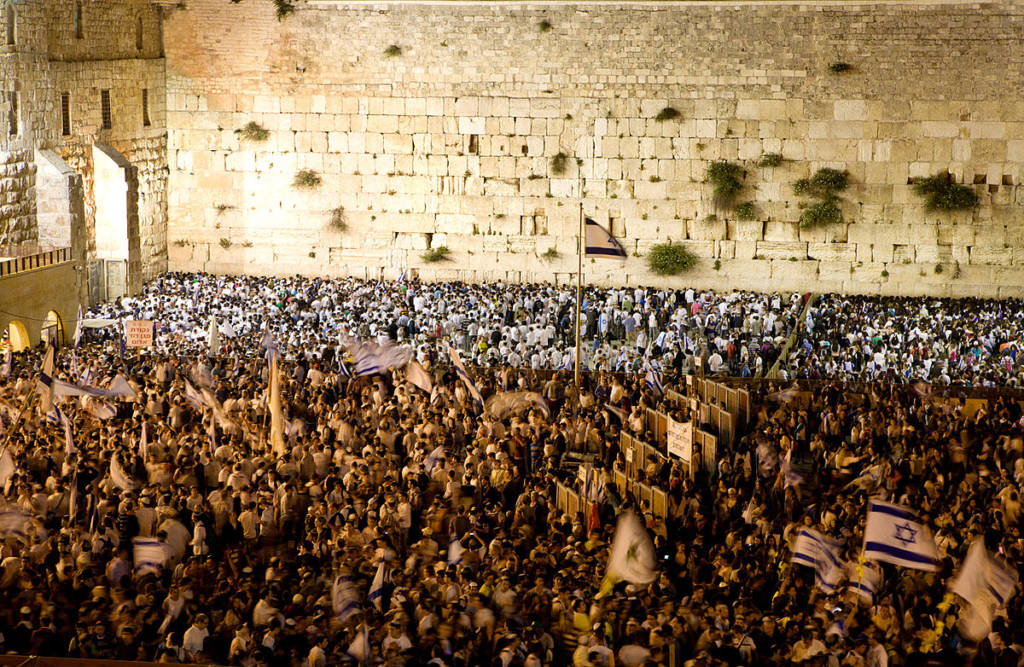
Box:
(306, 0, 1004, 7)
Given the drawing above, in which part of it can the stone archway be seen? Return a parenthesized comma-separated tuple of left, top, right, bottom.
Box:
(4, 320, 30, 352)
(41, 310, 65, 347)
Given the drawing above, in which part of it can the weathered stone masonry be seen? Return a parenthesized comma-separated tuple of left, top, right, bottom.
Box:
(160, 0, 1024, 297)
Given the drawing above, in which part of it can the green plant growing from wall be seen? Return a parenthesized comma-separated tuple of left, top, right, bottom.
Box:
(242, 241, 253, 248)
(422, 247, 451, 263)
(541, 247, 560, 261)
(383, 44, 402, 57)
(757, 153, 783, 168)
(828, 62, 852, 74)
(734, 202, 757, 220)
(551, 152, 569, 176)
(330, 206, 348, 231)
(537, 20, 552, 32)
(215, 204, 234, 215)
(706, 161, 744, 207)
(272, 0, 294, 20)
(293, 169, 321, 189)
(646, 243, 697, 276)
(219, 238, 232, 249)
(655, 107, 680, 122)
(236, 121, 269, 142)
(174, 239, 188, 247)
(912, 173, 980, 211)
(793, 168, 849, 228)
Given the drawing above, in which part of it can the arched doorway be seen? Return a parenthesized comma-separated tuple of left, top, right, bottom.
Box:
(41, 310, 65, 347)
(3, 320, 30, 352)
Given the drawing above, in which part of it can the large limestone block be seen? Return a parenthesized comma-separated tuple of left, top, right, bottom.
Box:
(688, 216, 727, 241)
(970, 246, 1013, 265)
(728, 220, 764, 241)
(755, 241, 807, 261)
(763, 221, 800, 242)
(807, 243, 857, 262)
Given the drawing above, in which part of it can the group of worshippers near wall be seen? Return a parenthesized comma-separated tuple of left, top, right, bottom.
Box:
(0, 272, 1018, 666)
(83, 273, 1024, 386)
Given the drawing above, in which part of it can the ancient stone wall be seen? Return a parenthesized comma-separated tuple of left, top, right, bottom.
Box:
(0, 0, 166, 284)
(160, 0, 1024, 297)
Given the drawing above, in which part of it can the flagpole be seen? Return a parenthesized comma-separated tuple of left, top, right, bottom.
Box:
(574, 203, 583, 394)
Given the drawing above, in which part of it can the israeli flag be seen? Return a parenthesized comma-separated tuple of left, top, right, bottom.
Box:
(446, 344, 484, 406)
(645, 369, 664, 396)
(261, 324, 280, 364)
(338, 356, 351, 378)
(584, 218, 627, 258)
(397, 269, 406, 283)
(791, 528, 844, 593)
(133, 537, 168, 576)
(847, 559, 881, 602)
(448, 538, 465, 565)
(368, 561, 386, 612)
(73, 304, 84, 349)
(863, 500, 940, 571)
(332, 573, 360, 622)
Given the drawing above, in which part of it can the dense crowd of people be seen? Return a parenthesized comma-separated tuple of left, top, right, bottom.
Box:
(0, 273, 1020, 666)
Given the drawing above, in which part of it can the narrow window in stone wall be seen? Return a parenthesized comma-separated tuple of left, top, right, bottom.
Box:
(5, 4, 15, 46)
(74, 1, 83, 39)
(135, 16, 143, 51)
(61, 92, 71, 136)
(7, 91, 17, 136)
(142, 89, 150, 127)
(100, 89, 112, 130)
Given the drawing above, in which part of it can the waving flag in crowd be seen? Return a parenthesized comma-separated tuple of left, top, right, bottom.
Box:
(446, 344, 484, 406)
(597, 511, 658, 598)
(791, 527, 845, 594)
(863, 500, 940, 571)
(950, 538, 1019, 640)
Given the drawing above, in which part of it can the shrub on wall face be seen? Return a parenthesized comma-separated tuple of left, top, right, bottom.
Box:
(799, 197, 843, 228)
(421, 246, 450, 263)
(912, 174, 980, 211)
(646, 242, 697, 276)
(706, 161, 743, 207)
(293, 169, 321, 189)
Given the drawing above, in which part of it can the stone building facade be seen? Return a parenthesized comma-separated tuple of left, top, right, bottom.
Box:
(3, 0, 1024, 301)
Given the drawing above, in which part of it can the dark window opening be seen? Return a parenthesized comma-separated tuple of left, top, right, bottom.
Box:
(100, 89, 111, 130)
(61, 92, 71, 136)
(74, 2, 83, 39)
(5, 4, 15, 46)
(7, 91, 17, 136)
(135, 16, 143, 51)
(142, 89, 150, 127)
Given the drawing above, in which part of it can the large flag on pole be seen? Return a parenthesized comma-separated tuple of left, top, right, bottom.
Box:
(0, 509, 29, 541)
(949, 538, 1018, 640)
(368, 561, 386, 612)
(446, 344, 484, 406)
(597, 511, 658, 598)
(208, 315, 221, 355)
(405, 361, 433, 394)
(791, 527, 845, 594)
(73, 304, 84, 349)
(863, 499, 940, 571)
(37, 344, 55, 416)
(332, 573, 360, 622)
(584, 218, 627, 258)
(110, 454, 138, 491)
(269, 356, 286, 457)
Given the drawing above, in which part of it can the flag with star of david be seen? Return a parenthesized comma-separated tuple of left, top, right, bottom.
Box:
(597, 510, 658, 598)
(863, 499, 940, 571)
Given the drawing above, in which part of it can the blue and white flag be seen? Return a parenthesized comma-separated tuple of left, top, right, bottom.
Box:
(82, 397, 116, 421)
(446, 344, 484, 406)
(133, 537, 168, 576)
(791, 527, 844, 593)
(405, 360, 433, 394)
(64, 414, 78, 457)
(37, 345, 55, 415)
(368, 561, 386, 612)
(332, 573, 360, 622)
(346, 340, 412, 376)
(139, 422, 149, 461)
(73, 304, 84, 349)
(261, 324, 280, 365)
(448, 537, 465, 565)
(950, 538, 1019, 640)
(338, 356, 352, 379)
(0, 509, 29, 541)
(848, 559, 881, 602)
(584, 218, 627, 258)
(863, 500, 940, 571)
(397, 269, 406, 283)
(346, 624, 370, 662)
(424, 445, 446, 474)
(1, 346, 11, 379)
(645, 369, 664, 396)
(110, 454, 138, 491)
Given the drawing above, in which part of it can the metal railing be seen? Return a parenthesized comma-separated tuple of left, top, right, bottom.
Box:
(0, 247, 72, 277)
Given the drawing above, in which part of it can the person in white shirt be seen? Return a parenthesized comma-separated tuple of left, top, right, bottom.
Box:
(182, 614, 209, 661)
